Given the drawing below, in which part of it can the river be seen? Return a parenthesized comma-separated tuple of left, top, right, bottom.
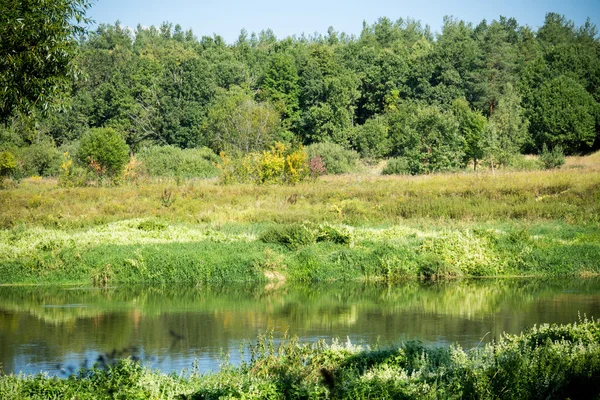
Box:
(1, 278, 599, 376)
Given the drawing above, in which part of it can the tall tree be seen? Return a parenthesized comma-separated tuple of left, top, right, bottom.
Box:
(470, 19, 518, 116)
(529, 75, 598, 154)
(452, 98, 486, 170)
(0, 0, 92, 123)
(482, 83, 529, 170)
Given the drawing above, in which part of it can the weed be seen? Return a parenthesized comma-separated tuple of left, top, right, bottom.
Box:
(160, 189, 175, 208)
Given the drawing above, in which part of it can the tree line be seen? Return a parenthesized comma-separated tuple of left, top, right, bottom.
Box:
(1, 11, 599, 178)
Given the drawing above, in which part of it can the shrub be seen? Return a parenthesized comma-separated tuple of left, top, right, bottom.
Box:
(78, 128, 129, 182)
(137, 145, 219, 179)
(19, 141, 62, 177)
(260, 224, 316, 250)
(353, 115, 391, 161)
(388, 104, 464, 174)
(315, 224, 352, 245)
(305, 142, 359, 174)
(218, 142, 308, 185)
(507, 154, 543, 171)
(0, 150, 17, 178)
(382, 157, 411, 175)
(308, 156, 326, 180)
(539, 144, 566, 170)
(58, 151, 89, 188)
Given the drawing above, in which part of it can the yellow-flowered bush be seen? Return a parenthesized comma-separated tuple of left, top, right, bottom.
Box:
(217, 142, 309, 185)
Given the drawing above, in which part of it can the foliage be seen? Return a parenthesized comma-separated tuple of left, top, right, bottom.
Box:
(0, 0, 92, 122)
(483, 84, 530, 171)
(58, 151, 88, 187)
(388, 103, 464, 174)
(218, 142, 309, 185)
(529, 75, 599, 154)
(77, 128, 129, 182)
(452, 98, 487, 170)
(506, 154, 543, 171)
(18, 140, 62, 177)
(260, 224, 316, 250)
(2, 320, 600, 399)
(540, 144, 566, 170)
(382, 157, 411, 175)
(0, 150, 17, 178)
(204, 86, 281, 154)
(308, 156, 326, 180)
(260, 223, 352, 250)
(305, 142, 359, 174)
(137, 145, 219, 179)
(2, 11, 599, 167)
(352, 115, 391, 161)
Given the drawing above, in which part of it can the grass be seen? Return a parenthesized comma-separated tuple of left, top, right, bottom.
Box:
(1, 160, 599, 229)
(1, 219, 599, 285)
(0, 153, 599, 284)
(1, 319, 599, 399)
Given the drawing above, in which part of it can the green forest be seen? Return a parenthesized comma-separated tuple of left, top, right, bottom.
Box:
(1, 9, 600, 182)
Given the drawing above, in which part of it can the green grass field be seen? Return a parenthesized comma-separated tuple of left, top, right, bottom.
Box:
(1, 153, 599, 285)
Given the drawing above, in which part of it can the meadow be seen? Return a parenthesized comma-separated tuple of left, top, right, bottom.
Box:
(1, 153, 599, 285)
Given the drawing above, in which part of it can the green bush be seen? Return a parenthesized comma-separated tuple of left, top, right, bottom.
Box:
(260, 224, 316, 250)
(137, 145, 219, 179)
(305, 142, 359, 174)
(353, 115, 391, 161)
(540, 144, 566, 170)
(382, 157, 411, 175)
(78, 128, 129, 181)
(507, 154, 543, 171)
(19, 141, 62, 177)
(315, 224, 352, 245)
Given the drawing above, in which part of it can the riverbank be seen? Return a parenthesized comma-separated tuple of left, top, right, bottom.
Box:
(1, 320, 598, 399)
(1, 219, 599, 285)
(1, 159, 600, 285)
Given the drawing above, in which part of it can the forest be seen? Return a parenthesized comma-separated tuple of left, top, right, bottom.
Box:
(1, 11, 599, 182)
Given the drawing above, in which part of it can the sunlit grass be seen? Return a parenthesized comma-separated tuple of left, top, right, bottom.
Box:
(1, 319, 599, 399)
(1, 153, 599, 229)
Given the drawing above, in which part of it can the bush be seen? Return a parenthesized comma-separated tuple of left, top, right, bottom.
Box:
(539, 144, 566, 170)
(0, 150, 17, 178)
(260, 224, 316, 250)
(315, 224, 352, 245)
(78, 128, 129, 182)
(353, 115, 391, 161)
(507, 154, 543, 171)
(305, 142, 359, 174)
(388, 104, 464, 174)
(218, 142, 308, 185)
(137, 145, 219, 179)
(382, 157, 411, 175)
(19, 141, 62, 177)
(58, 151, 89, 187)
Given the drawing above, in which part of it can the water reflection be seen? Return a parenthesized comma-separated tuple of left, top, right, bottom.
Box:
(1, 278, 599, 376)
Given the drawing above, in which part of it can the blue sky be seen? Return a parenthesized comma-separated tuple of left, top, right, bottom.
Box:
(88, 0, 600, 43)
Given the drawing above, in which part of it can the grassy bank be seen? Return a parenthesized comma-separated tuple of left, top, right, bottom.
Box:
(1, 320, 599, 399)
(1, 154, 599, 284)
(1, 219, 599, 285)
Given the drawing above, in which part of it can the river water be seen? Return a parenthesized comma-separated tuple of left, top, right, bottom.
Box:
(1, 278, 599, 376)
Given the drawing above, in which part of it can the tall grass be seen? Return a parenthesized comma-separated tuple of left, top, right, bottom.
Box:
(2, 219, 599, 285)
(1, 164, 599, 229)
(1, 320, 599, 399)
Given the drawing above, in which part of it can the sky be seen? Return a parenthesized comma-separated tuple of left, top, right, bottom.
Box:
(88, 0, 600, 43)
